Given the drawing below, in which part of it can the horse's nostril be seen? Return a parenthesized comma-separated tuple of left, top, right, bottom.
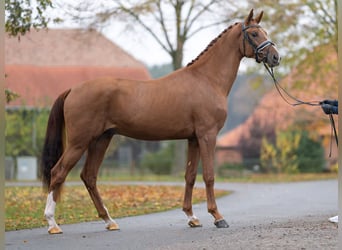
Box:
(273, 54, 280, 64)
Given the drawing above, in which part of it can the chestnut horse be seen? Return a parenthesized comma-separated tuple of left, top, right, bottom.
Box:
(42, 9, 280, 234)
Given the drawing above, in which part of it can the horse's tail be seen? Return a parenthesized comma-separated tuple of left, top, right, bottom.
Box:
(41, 89, 71, 190)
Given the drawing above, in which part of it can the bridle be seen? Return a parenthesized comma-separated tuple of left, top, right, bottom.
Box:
(242, 23, 275, 63)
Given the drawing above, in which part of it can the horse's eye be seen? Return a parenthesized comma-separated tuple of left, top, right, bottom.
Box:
(251, 32, 258, 37)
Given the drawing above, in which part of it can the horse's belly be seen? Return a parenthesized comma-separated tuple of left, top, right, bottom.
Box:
(113, 116, 195, 140)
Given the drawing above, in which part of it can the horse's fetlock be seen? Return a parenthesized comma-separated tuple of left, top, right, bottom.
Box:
(208, 208, 217, 215)
(98, 212, 109, 220)
(44, 211, 54, 219)
(182, 206, 192, 214)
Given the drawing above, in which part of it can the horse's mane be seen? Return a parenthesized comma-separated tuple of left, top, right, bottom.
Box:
(186, 23, 239, 67)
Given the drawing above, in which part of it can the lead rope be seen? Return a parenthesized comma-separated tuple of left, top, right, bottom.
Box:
(329, 113, 338, 156)
(263, 62, 321, 107)
(263, 62, 338, 155)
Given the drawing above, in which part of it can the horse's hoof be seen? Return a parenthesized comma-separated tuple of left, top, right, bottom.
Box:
(188, 218, 202, 228)
(214, 219, 229, 228)
(106, 222, 120, 231)
(48, 226, 63, 234)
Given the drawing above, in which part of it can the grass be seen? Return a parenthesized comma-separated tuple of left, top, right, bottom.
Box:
(5, 185, 229, 231)
(94, 172, 338, 183)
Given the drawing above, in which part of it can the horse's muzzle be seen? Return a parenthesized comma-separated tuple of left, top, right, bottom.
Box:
(266, 46, 280, 68)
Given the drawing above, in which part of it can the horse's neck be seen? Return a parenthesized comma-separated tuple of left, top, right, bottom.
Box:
(187, 26, 243, 96)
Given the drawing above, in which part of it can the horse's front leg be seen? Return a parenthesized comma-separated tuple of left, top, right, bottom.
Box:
(198, 132, 229, 228)
(183, 138, 202, 227)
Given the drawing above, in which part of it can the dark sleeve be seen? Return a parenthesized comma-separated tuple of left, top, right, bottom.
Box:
(331, 105, 338, 114)
(321, 103, 338, 115)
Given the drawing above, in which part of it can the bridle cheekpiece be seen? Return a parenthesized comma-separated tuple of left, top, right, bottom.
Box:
(242, 23, 275, 63)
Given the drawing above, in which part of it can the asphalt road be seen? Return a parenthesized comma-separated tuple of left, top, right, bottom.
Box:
(5, 180, 338, 249)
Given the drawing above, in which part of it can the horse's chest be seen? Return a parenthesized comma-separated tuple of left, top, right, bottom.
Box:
(194, 101, 227, 129)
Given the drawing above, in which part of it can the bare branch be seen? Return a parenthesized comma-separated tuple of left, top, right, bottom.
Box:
(187, 18, 232, 39)
(182, 0, 197, 37)
(155, 0, 174, 53)
(185, 0, 220, 33)
(118, 3, 171, 54)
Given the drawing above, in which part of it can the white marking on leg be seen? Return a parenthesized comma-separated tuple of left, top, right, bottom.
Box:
(187, 214, 198, 222)
(187, 214, 202, 227)
(44, 192, 61, 232)
(103, 206, 119, 229)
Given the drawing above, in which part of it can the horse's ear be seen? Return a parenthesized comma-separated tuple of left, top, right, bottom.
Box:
(245, 9, 254, 25)
(255, 11, 264, 24)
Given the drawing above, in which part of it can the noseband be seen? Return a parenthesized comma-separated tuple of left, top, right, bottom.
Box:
(242, 23, 275, 63)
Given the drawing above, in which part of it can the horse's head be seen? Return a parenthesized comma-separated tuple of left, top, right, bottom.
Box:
(241, 9, 280, 68)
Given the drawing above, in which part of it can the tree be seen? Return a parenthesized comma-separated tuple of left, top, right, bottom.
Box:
(246, 0, 337, 70)
(5, 0, 61, 103)
(55, 0, 338, 70)
(5, 0, 61, 37)
(60, 0, 238, 69)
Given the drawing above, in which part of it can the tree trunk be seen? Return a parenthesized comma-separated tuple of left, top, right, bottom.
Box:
(170, 1, 187, 176)
(171, 47, 186, 176)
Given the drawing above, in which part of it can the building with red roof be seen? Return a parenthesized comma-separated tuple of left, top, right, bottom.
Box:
(5, 28, 150, 108)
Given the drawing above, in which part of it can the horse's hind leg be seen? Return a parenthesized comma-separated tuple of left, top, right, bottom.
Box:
(45, 145, 86, 234)
(80, 129, 119, 231)
(183, 137, 202, 227)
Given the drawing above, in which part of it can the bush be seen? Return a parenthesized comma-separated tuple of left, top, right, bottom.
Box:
(260, 129, 325, 173)
(5, 108, 50, 158)
(296, 131, 325, 173)
(140, 142, 174, 175)
(218, 163, 245, 178)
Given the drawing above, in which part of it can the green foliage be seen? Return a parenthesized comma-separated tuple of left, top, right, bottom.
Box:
(5, 89, 19, 104)
(247, 0, 337, 71)
(5, 0, 62, 37)
(148, 63, 173, 79)
(5, 74, 20, 104)
(5, 109, 49, 158)
(140, 142, 174, 175)
(275, 130, 301, 174)
(296, 131, 325, 173)
(260, 137, 277, 173)
(218, 163, 245, 178)
(260, 129, 325, 174)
